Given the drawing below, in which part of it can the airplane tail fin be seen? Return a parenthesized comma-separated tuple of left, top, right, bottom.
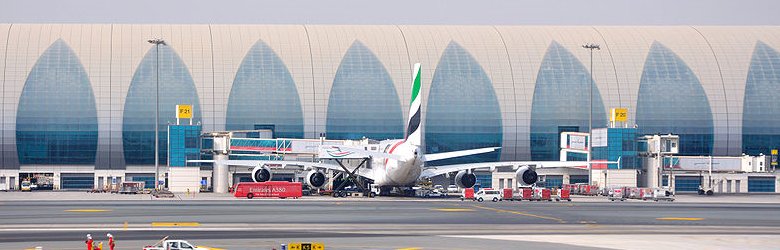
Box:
(405, 63, 422, 146)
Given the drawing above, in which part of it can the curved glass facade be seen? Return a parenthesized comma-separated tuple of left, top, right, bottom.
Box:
(743, 41, 780, 155)
(425, 41, 502, 165)
(636, 42, 713, 156)
(15, 39, 99, 164)
(122, 45, 202, 165)
(326, 41, 404, 140)
(530, 41, 607, 161)
(226, 40, 304, 138)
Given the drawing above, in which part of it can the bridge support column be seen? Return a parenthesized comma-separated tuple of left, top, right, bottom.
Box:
(213, 154, 230, 193)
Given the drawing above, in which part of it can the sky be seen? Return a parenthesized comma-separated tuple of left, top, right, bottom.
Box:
(0, 0, 778, 25)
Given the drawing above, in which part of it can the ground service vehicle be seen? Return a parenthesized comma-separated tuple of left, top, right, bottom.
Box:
(20, 181, 31, 192)
(233, 181, 302, 199)
(475, 189, 502, 202)
(144, 239, 208, 250)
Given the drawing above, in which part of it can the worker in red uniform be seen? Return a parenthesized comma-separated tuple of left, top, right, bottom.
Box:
(107, 233, 115, 250)
(85, 234, 93, 250)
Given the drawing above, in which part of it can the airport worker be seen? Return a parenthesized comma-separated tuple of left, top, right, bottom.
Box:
(107, 233, 115, 250)
(85, 234, 94, 250)
(96, 241, 103, 250)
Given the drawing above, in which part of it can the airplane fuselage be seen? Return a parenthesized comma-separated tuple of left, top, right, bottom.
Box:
(370, 139, 423, 187)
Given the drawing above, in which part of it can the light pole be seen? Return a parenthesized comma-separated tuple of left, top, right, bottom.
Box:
(148, 38, 166, 190)
(582, 43, 600, 185)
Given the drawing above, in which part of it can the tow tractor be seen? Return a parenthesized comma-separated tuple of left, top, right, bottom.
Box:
(143, 236, 210, 250)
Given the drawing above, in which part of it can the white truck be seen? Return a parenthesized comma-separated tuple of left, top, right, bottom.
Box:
(143, 238, 209, 250)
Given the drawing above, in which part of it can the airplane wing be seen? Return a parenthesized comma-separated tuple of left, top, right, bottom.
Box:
(423, 147, 500, 162)
(419, 161, 609, 179)
(188, 159, 376, 179)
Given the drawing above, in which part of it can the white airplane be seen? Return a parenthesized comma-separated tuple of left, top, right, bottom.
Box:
(192, 63, 611, 192)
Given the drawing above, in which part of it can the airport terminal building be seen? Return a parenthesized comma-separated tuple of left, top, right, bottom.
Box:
(1, 24, 780, 190)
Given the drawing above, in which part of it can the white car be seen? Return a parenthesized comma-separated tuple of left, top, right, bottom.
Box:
(475, 189, 502, 202)
(447, 185, 459, 193)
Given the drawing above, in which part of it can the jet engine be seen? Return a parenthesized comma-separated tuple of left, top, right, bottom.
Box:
(515, 165, 538, 186)
(305, 170, 327, 188)
(252, 165, 273, 182)
(454, 170, 477, 188)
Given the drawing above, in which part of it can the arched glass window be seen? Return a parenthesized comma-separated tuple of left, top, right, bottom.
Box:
(326, 41, 403, 140)
(226, 40, 304, 138)
(123, 45, 201, 165)
(636, 42, 713, 156)
(425, 41, 502, 165)
(16, 39, 98, 164)
(530, 41, 607, 161)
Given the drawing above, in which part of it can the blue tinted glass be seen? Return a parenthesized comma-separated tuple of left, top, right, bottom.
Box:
(326, 41, 403, 140)
(747, 177, 775, 192)
(425, 41, 502, 165)
(123, 45, 201, 165)
(226, 40, 303, 138)
(530, 41, 607, 160)
(743, 42, 780, 155)
(675, 176, 702, 192)
(16, 39, 98, 164)
(636, 42, 713, 156)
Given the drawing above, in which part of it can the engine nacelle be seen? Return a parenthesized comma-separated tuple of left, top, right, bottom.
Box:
(455, 170, 477, 188)
(515, 165, 538, 186)
(252, 165, 273, 182)
(305, 170, 327, 188)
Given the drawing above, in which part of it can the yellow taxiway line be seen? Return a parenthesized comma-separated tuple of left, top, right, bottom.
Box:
(151, 222, 201, 227)
(64, 209, 111, 212)
(431, 208, 476, 212)
(656, 217, 704, 221)
(472, 205, 567, 224)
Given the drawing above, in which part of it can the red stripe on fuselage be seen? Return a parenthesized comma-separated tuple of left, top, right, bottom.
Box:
(384, 141, 404, 166)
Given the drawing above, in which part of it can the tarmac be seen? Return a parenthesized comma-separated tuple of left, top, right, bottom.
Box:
(1, 191, 779, 249)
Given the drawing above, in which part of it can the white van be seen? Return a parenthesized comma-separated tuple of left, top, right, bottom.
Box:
(475, 189, 502, 202)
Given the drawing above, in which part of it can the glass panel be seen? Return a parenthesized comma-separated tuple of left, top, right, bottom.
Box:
(16, 39, 98, 164)
(530, 41, 607, 160)
(743, 42, 780, 155)
(226, 40, 304, 138)
(425, 41, 502, 165)
(636, 42, 713, 156)
(326, 41, 403, 140)
(123, 45, 201, 165)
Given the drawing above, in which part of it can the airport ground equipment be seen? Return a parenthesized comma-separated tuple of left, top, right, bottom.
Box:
(118, 181, 144, 194)
(642, 188, 675, 202)
(530, 188, 552, 201)
(233, 181, 302, 199)
(475, 188, 502, 202)
(143, 237, 208, 250)
(608, 188, 626, 201)
(519, 188, 533, 201)
(502, 188, 514, 201)
(460, 188, 475, 201)
(555, 189, 572, 201)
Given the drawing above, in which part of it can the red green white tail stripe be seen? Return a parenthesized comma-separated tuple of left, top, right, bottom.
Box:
(406, 63, 422, 146)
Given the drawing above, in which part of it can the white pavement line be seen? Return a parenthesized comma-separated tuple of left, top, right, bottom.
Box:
(445, 234, 780, 250)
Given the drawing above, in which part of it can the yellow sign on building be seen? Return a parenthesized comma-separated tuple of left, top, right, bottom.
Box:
(176, 104, 192, 119)
(611, 108, 628, 122)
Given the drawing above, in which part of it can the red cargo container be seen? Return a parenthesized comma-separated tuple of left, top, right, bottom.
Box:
(541, 188, 551, 201)
(461, 188, 475, 201)
(558, 189, 571, 201)
(521, 188, 533, 200)
(502, 188, 513, 200)
(233, 181, 302, 199)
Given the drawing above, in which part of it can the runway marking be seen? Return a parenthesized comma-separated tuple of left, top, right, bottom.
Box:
(397, 248, 421, 250)
(64, 209, 111, 213)
(123, 221, 128, 231)
(656, 217, 704, 221)
(151, 222, 201, 227)
(472, 205, 566, 223)
(197, 246, 226, 250)
(431, 208, 475, 212)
